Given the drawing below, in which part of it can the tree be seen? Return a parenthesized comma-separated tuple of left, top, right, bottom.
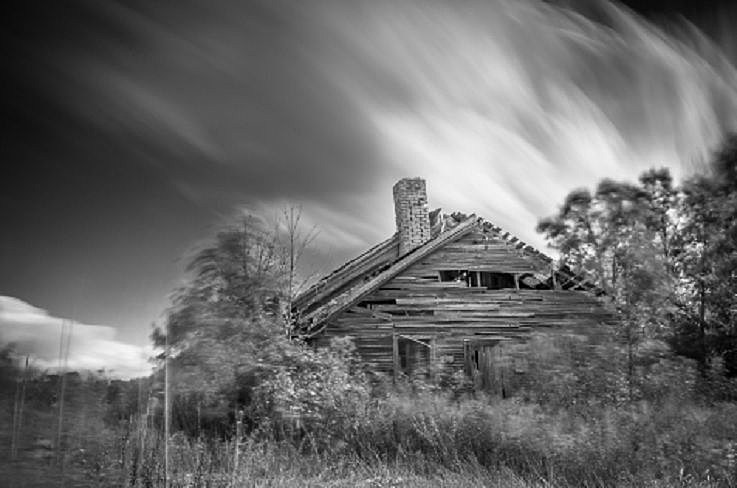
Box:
(669, 134, 737, 377)
(150, 213, 288, 429)
(538, 133, 737, 386)
(150, 207, 333, 436)
(274, 205, 318, 336)
(537, 169, 680, 399)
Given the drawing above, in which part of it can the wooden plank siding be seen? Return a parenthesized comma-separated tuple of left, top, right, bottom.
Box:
(315, 224, 615, 387)
(297, 217, 480, 335)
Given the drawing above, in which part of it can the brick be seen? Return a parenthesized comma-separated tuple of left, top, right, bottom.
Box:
(393, 178, 431, 256)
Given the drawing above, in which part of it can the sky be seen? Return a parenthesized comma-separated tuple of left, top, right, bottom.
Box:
(1, 0, 736, 378)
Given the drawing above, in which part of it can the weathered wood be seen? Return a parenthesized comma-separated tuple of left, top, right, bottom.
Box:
(392, 334, 399, 381)
(298, 216, 480, 335)
(349, 306, 394, 321)
(296, 216, 615, 391)
(375, 303, 502, 311)
(394, 323, 526, 329)
(293, 234, 399, 312)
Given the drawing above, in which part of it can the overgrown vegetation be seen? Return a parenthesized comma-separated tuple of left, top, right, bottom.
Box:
(537, 135, 737, 380)
(2, 137, 737, 486)
(2, 359, 737, 487)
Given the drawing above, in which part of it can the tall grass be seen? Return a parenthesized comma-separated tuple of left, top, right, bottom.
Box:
(5, 390, 733, 487)
(3, 337, 737, 487)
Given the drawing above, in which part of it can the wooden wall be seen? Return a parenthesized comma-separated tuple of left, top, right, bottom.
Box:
(312, 229, 616, 389)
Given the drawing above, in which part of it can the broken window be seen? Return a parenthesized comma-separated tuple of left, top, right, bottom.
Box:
(395, 335, 433, 377)
(439, 270, 466, 283)
(517, 273, 552, 290)
(438, 271, 554, 290)
(439, 270, 516, 289)
(479, 272, 516, 289)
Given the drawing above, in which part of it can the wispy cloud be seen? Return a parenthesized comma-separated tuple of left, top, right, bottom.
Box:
(331, 0, 737, 247)
(0, 296, 153, 379)
(63, 0, 737, 254)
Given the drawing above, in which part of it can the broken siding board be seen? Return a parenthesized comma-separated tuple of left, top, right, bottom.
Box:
(395, 268, 443, 279)
(374, 303, 502, 311)
(393, 323, 527, 329)
(386, 281, 470, 289)
(394, 297, 526, 305)
(374, 287, 489, 295)
(433, 312, 533, 320)
(391, 276, 444, 282)
(348, 307, 394, 321)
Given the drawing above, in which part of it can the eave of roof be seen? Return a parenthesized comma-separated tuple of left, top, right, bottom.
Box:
(291, 233, 400, 313)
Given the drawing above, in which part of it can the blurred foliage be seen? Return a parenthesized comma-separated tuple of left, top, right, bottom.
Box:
(146, 210, 372, 439)
(538, 133, 737, 384)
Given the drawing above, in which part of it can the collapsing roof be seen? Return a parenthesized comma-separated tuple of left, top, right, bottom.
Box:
(291, 178, 602, 338)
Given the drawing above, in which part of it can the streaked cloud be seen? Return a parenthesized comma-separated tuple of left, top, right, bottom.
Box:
(334, 0, 737, 247)
(63, 0, 737, 255)
(0, 296, 153, 379)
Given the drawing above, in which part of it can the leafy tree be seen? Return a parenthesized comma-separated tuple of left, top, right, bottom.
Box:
(537, 169, 680, 399)
(149, 208, 357, 437)
(150, 213, 291, 427)
(538, 133, 737, 387)
(670, 135, 737, 377)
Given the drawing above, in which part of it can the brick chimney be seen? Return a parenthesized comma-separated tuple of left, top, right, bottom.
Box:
(393, 178, 431, 255)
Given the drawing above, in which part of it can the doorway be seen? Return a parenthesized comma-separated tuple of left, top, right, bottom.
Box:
(464, 339, 509, 396)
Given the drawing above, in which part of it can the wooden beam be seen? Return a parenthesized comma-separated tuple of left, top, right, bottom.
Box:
(349, 306, 394, 321)
(392, 334, 399, 383)
(397, 334, 433, 347)
(292, 234, 399, 311)
(430, 337, 437, 383)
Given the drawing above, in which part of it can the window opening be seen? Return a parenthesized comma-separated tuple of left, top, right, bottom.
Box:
(439, 271, 518, 289)
(396, 336, 432, 377)
(479, 272, 516, 290)
(439, 270, 465, 283)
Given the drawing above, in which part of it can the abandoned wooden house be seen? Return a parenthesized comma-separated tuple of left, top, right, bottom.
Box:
(291, 178, 614, 394)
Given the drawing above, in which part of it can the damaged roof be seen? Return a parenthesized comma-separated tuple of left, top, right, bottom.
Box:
(291, 212, 602, 337)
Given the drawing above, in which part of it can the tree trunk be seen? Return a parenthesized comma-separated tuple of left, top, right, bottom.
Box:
(698, 279, 707, 376)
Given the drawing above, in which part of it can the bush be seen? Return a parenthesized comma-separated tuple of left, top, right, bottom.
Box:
(251, 336, 371, 446)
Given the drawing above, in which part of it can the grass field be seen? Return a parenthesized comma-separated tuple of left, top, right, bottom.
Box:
(3, 386, 737, 488)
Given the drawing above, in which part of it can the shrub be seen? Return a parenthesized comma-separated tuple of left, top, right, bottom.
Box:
(251, 336, 371, 446)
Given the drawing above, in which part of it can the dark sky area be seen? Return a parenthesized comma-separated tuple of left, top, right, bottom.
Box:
(1, 0, 736, 376)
